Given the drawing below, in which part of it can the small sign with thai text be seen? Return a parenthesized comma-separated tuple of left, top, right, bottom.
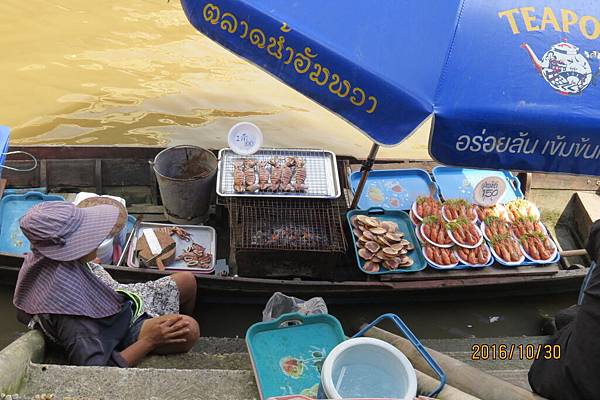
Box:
(473, 176, 506, 206)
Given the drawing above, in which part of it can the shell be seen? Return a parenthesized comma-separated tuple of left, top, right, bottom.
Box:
(399, 258, 414, 267)
(381, 221, 399, 232)
(390, 242, 405, 251)
(385, 232, 403, 242)
(371, 256, 382, 263)
(358, 235, 369, 244)
(384, 259, 399, 270)
(364, 217, 380, 228)
(369, 227, 387, 235)
(383, 247, 398, 256)
(400, 239, 410, 246)
(352, 228, 362, 237)
(356, 215, 370, 224)
(363, 261, 380, 272)
(406, 242, 415, 251)
(365, 241, 380, 253)
(362, 231, 376, 241)
(377, 236, 391, 247)
(358, 248, 374, 260)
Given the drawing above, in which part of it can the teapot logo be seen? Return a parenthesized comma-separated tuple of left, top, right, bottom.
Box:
(521, 40, 598, 95)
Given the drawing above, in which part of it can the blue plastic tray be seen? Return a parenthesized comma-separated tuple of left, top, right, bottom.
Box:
(346, 207, 427, 274)
(0, 192, 64, 254)
(0, 126, 10, 179)
(246, 313, 345, 399)
(349, 169, 439, 210)
(432, 167, 523, 203)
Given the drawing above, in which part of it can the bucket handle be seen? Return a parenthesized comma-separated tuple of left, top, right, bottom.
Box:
(1, 151, 38, 172)
(353, 313, 446, 398)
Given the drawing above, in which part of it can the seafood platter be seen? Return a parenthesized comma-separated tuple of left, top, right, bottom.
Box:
(346, 208, 427, 274)
(126, 222, 216, 274)
(217, 148, 340, 199)
(411, 195, 558, 269)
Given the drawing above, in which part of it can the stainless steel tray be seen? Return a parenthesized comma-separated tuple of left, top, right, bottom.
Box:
(126, 222, 216, 273)
(217, 148, 341, 199)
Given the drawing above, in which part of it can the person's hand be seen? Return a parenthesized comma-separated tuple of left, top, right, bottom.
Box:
(138, 315, 190, 348)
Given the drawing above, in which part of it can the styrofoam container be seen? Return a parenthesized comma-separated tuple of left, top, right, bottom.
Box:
(410, 202, 423, 222)
(447, 224, 484, 249)
(454, 243, 493, 267)
(489, 242, 526, 266)
(510, 221, 548, 240)
(420, 224, 453, 248)
(441, 204, 477, 224)
(520, 237, 558, 265)
(421, 247, 459, 269)
(319, 338, 417, 400)
(480, 221, 510, 243)
(408, 209, 420, 225)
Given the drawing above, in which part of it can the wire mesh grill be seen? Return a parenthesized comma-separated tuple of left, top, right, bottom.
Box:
(217, 148, 340, 198)
(228, 197, 347, 252)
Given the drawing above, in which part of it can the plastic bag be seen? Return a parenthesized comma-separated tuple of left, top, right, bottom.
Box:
(262, 292, 328, 321)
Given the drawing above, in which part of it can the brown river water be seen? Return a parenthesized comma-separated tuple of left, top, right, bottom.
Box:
(0, 0, 429, 156)
(0, 1, 579, 349)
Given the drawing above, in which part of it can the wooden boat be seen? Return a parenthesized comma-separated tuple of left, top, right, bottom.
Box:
(0, 145, 593, 304)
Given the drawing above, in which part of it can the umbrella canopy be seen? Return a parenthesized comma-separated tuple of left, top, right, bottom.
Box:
(181, 0, 600, 176)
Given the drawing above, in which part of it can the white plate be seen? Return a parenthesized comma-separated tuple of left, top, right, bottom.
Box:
(447, 224, 484, 249)
(520, 236, 558, 264)
(420, 224, 453, 248)
(454, 243, 492, 267)
(414, 224, 425, 243)
(510, 221, 548, 239)
(409, 208, 421, 225)
(422, 247, 459, 269)
(441, 204, 477, 224)
(411, 201, 423, 222)
(506, 200, 541, 222)
(475, 203, 509, 223)
(489, 242, 526, 266)
(480, 221, 512, 242)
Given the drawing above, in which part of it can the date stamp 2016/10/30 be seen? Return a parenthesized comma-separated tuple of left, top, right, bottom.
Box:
(471, 343, 561, 361)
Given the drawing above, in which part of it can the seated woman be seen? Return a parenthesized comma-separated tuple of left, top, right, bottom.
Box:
(13, 201, 200, 367)
(528, 220, 600, 400)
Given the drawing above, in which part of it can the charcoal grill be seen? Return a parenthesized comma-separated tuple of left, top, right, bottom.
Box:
(227, 197, 347, 279)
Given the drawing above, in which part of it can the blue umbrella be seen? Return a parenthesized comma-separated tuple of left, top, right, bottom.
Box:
(181, 0, 600, 183)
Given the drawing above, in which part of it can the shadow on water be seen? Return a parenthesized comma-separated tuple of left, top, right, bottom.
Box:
(1, 284, 577, 350)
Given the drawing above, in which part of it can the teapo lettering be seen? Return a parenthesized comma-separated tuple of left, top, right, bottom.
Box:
(498, 7, 600, 40)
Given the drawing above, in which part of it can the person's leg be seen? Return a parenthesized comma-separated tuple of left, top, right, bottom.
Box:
(170, 272, 197, 316)
(139, 314, 200, 355)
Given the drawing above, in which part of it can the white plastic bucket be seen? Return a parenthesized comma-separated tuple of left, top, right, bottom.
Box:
(319, 337, 417, 400)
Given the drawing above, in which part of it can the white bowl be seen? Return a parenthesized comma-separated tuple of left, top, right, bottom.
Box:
(441, 204, 477, 224)
(420, 224, 453, 248)
(447, 224, 484, 249)
(228, 122, 263, 155)
(454, 243, 492, 267)
(489, 242, 526, 266)
(422, 247, 459, 269)
(520, 236, 558, 264)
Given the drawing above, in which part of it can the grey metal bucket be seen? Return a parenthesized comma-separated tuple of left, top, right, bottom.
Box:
(152, 145, 218, 224)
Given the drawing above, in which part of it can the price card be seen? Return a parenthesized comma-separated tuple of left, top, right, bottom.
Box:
(473, 176, 506, 206)
(228, 122, 263, 155)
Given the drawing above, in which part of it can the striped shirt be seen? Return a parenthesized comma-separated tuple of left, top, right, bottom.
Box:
(13, 251, 123, 318)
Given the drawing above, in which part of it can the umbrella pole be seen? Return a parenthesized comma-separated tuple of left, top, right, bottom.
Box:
(350, 143, 380, 209)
